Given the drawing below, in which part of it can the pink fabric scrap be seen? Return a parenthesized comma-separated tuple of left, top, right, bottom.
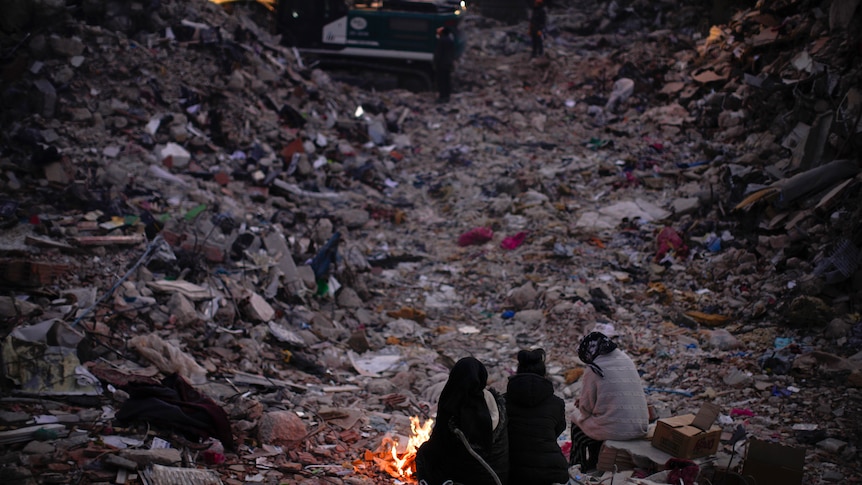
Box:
(665, 458, 699, 485)
(458, 227, 494, 247)
(203, 450, 226, 465)
(730, 408, 755, 418)
(501, 231, 529, 250)
(655, 226, 689, 261)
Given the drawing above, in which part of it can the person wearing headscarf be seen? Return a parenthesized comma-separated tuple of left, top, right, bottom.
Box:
(570, 332, 649, 471)
(505, 349, 569, 485)
(416, 357, 509, 485)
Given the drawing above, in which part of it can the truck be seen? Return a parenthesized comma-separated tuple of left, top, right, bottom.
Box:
(274, 0, 468, 91)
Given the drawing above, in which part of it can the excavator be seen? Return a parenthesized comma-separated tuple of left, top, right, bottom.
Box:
(274, 0, 468, 91)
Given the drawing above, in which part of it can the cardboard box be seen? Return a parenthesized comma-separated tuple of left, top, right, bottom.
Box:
(596, 444, 635, 472)
(651, 414, 721, 459)
(741, 438, 804, 485)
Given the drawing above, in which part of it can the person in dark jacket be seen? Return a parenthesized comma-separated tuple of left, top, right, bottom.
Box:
(433, 26, 456, 102)
(529, 0, 547, 58)
(505, 349, 569, 485)
(416, 356, 509, 485)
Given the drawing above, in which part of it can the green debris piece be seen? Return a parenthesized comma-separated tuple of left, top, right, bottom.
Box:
(33, 428, 59, 441)
(315, 280, 329, 296)
(124, 215, 140, 226)
(184, 204, 207, 221)
(587, 137, 610, 150)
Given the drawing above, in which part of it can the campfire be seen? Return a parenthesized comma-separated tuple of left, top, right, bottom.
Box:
(363, 416, 434, 482)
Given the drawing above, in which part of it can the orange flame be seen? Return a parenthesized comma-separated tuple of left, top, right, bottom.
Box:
(366, 416, 434, 482)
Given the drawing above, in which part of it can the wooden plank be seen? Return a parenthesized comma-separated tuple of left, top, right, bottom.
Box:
(25, 235, 77, 251)
(229, 371, 307, 391)
(74, 235, 145, 246)
(815, 175, 859, 214)
(115, 468, 128, 485)
(146, 280, 215, 300)
(0, 424, 66, 445)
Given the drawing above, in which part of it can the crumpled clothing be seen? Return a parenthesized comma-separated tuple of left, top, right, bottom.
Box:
(116, 373, 234, 450)
(757, 346, 796, 375)
(730, 408, 755, 418)
(458, 227, 493, 247)
(501, 231, 528, 250)
(665, 458, 699, 485)
(655, 226, 689, 262)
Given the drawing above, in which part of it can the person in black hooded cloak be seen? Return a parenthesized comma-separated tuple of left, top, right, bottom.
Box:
(415, 356, 509, 485)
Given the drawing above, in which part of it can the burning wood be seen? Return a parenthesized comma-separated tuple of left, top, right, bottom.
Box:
(382, 393, 409, 410)
(360, 416, 433, 483)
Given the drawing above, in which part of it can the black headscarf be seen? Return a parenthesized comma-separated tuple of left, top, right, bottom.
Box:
(578, 332, 618, 378)
(435, 356, 493, 448)
(516, 348, 546, 376)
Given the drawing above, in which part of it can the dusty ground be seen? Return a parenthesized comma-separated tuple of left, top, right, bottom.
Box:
(1, 0, 861, 484)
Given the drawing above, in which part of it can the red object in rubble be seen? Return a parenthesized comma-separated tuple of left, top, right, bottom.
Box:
(730, 408, 755, 418)
(203, 450, 226, 465)
(654, 226, 689, 261)
(458, 227, 494, 247)
(666, 458, 699, 485)
(500, 231, 528, 250)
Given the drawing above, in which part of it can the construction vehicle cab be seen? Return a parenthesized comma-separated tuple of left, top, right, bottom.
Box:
(276, 0, 467, 90)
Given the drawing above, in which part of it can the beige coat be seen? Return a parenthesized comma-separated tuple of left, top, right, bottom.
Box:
(575, 349, 649, 440)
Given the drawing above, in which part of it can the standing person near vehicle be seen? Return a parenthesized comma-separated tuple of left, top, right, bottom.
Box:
(529, 0, 547, 58)
(570, 332, 650, 471)
(505, 348, 570, 485)
(416, 356, 509, 485)
(433, 26, 456, 103)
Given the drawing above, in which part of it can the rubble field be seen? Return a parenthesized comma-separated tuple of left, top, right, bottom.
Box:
(1, 0, 861, 484)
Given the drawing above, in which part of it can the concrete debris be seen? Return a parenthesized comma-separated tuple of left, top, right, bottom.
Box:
(0, 0, 861, 483)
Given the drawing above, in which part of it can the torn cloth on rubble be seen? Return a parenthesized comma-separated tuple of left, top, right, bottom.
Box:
(116, 373, 234, 450)
(311, 231, 341, 282)
(665, 457, 699, 485)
